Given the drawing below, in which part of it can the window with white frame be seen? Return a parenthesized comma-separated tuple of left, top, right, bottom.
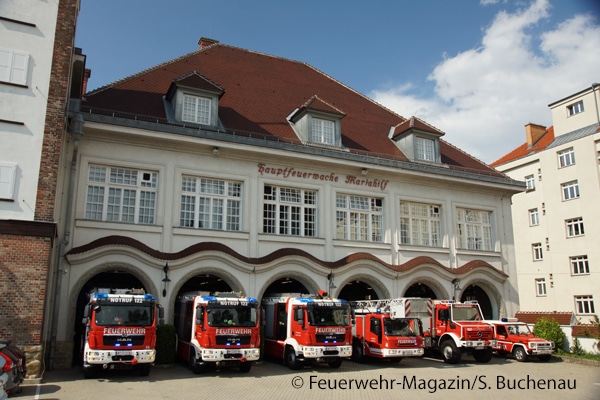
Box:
(85, 165, 157, 224)
(567, 100, 584, 117)
(335, 194, 383, 242)
(557, 147, 575, 168)
(532, 243, 543, 261)
(535, 278, 547, 296)
(525, 174, 535, 191)
(415, 137, 436, 162)
(0, 162, 17, 200)
(561, 180, 580, 201)
(182, 94, 211, 125)
(570, 255, 590, 275)
(180, 176, 242, 231)
(0, 49, 29, 86)
(263, 185, 317, 237)
(575, 295, 595, 315)
(311, 118, 336, 146)
(566, 217, 584, 238)
(529, 208, 539, 226)
(400, 201, 441, 247)
(456, 208, 493, 251)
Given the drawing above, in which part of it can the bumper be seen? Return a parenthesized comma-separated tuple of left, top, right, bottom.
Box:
(84, 349, 156, 365)
(300, 345, 352, 359)
(382, 347, 424, 357)
(200, 348, 260, 362)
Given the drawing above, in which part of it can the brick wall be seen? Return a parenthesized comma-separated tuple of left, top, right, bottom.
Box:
(0, 234, 51, 344)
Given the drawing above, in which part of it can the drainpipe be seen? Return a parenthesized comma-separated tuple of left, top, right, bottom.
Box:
(591, 82, 600, 126)
(47, 108, 83, 369)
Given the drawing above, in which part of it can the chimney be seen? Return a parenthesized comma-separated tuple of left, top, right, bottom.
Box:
(198, 37, 219, 49)
(525, 123, 546, 147)
(82, 68, 92, 96)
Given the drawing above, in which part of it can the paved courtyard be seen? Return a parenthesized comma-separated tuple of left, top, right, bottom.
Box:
(12, 355, 600, 400)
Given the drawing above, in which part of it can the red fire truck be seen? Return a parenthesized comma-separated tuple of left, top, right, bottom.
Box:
(81, 289, 163, 378)
(489, 318, 554, 362)
(262, 292, 352, 370)
(175, 292, 260, 373)
(350, 298, 424, 362)
(406, 299, 496, 364)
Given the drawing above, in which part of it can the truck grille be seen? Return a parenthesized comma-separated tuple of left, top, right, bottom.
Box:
(103, 335, 145, 346)
(465, 330, 493, 340)
(316, 334, 346, 343)
(215, 336, 251, 346)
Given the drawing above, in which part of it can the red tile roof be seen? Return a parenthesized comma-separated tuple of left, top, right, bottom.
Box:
(83, 41, 505, 178)
(514, 311, 575, 326)
(571, 324, 600, 337)
(490, 126, 555, 167)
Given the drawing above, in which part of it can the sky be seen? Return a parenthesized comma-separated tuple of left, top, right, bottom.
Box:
(75, 0, 600, 164)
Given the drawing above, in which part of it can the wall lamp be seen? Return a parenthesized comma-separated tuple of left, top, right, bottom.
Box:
(451, 278, 461, 300)
(327, 271, 337, 291)
(361, 168, 368, 176)
(162, 263, 171, 297)
(212, 147, 221, 156)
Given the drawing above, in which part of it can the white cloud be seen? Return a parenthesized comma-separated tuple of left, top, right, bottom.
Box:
(371, 0, 600, 163)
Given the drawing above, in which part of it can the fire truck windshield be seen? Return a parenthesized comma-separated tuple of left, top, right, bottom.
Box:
(451, 305, 482, 321)
(384, 318, 420, 336)
(308, 306, 350, 327)
(94, 304, 153, 326)
(207, 305, 258, 327)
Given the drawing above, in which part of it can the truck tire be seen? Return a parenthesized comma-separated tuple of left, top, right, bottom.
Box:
(538, 354, 551, 362)
(512, 346, 528, 362)
(285, 347, 301, 370)
(472, 348, 492, 363)
(139, 364, 150, 376)
(352, 342, 365, 363)
(83, 365, 95, 379)
(239, 362, 252, 373)
(189, 350, 202, 374)
(441, 340, 461, 364)
(328, 358, 342, 368)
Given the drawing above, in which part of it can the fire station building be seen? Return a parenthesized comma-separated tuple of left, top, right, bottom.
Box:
(52, 38, 523, 368)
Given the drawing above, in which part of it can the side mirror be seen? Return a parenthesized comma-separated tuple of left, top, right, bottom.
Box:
(158, 305, 165, 320)
(195, 306, 203, 326)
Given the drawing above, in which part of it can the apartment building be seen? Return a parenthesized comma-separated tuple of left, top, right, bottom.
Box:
(492, 83, 600, 324)
(0, 1, 80, 378)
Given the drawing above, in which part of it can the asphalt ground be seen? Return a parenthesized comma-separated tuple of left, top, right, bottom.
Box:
(11, 354, 600, 400)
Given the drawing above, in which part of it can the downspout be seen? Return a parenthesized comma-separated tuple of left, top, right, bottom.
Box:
(591, 82, 600, 126)
(47, 107, 83, 369)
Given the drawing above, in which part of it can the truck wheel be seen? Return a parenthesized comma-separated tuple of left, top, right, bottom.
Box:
(139, 364, 150, 376)
(441, 340, 461, 364)
(472, 348, 492, 363)
(538, 354, 551, 362)
(512, 346, 528, 362)
(327, 358, 342, 368)
(189, 350, 202, 374)
(83, 365, 95, 379)
(352, 342, 365, 363)
(239, 362, 251, 373)
(285, 348, 301, 370)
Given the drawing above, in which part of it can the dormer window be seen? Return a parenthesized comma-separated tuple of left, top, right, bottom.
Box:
(311, 117, 336, 146)
(415, 136, 435, 162)
(183, 94, 211, 125)
(287, 95, 345, 149)
(165, 71, 224, 128)
(389, 116, 445, 164)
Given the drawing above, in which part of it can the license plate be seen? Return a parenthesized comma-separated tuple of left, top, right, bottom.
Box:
(325, 347, 337, 351)
(226, 350, 241, 355)
(115, 351, 131, 356)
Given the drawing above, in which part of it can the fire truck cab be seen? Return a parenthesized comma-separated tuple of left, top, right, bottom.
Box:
(81, 288, 163, 378)
(262, 292, 352, 370)
(175, 292, 261, 373)
(350, 298, 424, 362)
(489, 318, 554, 362)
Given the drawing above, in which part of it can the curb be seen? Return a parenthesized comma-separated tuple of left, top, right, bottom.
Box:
(554, 355, 600, 367)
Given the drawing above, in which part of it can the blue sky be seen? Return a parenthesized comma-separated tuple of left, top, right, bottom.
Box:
(75, 0, 600, 163)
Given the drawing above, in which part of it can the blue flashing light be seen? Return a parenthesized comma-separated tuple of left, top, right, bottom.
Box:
(236, 342, 241, 346)
(115, 343, 121, 347)
(127, 343, 133, 347)
(501, 317, 508, 322)
(144, 294, 156, 301)
(226, 343, 230, 346)
(94, 293, 109, 299)
(376, 307, 382, 314)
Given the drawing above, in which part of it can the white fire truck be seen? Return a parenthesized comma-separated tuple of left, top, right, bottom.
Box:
(262, 292, 353, 370)
(350, 298, 424, 362)
(81, 289, 163, 378)
(175, 292, 261, 373)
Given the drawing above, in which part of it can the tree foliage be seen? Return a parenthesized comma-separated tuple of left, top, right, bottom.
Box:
(533, 317, 564, 350)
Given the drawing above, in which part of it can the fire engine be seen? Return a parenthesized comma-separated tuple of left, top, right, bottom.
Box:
(262, 291, 352, 370)
(403, 299, 496, 364)
(81, 289, 163, 378)
(489, 318, 554, 362)
(175, 292, 260, 373)
(350, 298, 424, 362)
